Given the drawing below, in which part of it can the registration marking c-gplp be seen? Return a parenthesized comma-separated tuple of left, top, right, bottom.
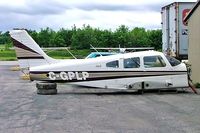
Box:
(48, 71, 89, 80)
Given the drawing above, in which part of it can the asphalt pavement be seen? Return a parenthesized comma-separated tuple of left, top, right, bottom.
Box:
(0, 62, 200, 133)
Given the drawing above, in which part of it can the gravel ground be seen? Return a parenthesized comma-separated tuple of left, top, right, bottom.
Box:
(0, 63, 200, 133)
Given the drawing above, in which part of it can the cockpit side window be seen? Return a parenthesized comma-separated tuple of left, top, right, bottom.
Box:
(144, 56, 166, 68)
(124, 57, 140, 68)
(106, 60, 119, 68)
(166, 56, 181, 66)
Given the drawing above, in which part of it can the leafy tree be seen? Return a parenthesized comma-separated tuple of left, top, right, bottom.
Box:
(130, 27, 149, 47)
(57, 28, 73, 47)
(113, 25, 131, 48)
(0, 25, 163, 50)
(53, 33, 65, 47)
(95, 29, 115, 47)
(147, 29, 162, 50)
(37, 27, 55, 47)
(0, 31, 11, 45)
(71, 25, 97, 49)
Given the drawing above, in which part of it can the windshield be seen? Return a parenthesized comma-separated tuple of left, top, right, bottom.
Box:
(166, 56, 181, 66)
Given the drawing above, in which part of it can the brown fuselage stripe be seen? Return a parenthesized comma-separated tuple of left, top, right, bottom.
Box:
(30, 71, 187, 74)
(30, 71, 187, 82)
(34, 74, 187, 82)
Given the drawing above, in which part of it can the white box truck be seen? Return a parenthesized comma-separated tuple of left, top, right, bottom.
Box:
(161, 2, 195, 60)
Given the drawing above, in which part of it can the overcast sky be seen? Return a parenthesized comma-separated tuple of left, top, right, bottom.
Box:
(0, 0, 197, 31)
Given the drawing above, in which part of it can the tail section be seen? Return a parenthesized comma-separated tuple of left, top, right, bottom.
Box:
(10, 30, 57, 69)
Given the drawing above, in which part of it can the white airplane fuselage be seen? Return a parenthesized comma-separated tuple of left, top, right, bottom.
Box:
(10, 30, 188, 90)
(30, 51, 188, 90)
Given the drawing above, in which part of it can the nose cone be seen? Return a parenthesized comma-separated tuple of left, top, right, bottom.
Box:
(180, 62, 187, 71)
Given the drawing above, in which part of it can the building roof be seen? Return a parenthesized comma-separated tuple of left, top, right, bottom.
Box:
(184, 0, 200, 23)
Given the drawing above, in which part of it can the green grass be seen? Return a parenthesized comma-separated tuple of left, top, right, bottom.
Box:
(0, 45, 5, 50)
(0, 50, 17, 60)
(46, 49, 90, 59)
(0, 57, 17, 61)
(0, 48, 91, 61)
(46, 50, 90, 59)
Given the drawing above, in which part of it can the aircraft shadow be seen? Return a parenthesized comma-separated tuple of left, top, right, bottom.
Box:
(57, 88, 191, 96)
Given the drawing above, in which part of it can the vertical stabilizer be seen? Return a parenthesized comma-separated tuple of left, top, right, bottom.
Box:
(10, 30, 57, 69)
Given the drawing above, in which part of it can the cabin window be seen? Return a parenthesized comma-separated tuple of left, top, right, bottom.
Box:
(144, 56, 166, 68)
(124, 57, 140, 68)
(106, 60, 119, 68)
(166, 56, 181, 66)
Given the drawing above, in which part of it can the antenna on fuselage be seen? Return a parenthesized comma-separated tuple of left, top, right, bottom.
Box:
(65, 48, 77, 59)
(90, 44, 102, 57)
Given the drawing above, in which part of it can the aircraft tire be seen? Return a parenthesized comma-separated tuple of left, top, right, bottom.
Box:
(36, 82, 57, 95)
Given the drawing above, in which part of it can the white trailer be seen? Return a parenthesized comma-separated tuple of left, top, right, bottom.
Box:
(161, 2, 195, 60)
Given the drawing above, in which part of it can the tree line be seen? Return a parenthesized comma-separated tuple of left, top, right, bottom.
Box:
(0, 25, 162, 50)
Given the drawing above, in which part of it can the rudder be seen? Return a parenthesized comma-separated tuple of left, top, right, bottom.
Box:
(10, 30, 57, 69)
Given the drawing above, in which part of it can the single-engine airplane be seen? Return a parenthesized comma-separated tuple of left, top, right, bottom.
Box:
(10, 30, 190, 90)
